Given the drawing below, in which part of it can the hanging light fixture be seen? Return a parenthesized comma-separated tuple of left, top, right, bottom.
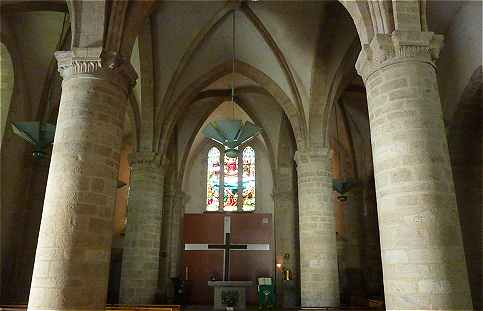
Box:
(9, 13, 70, 160)
(331, 103, 356, 202)
(11, 122, 56, 159)
(203, 9, 260, 158)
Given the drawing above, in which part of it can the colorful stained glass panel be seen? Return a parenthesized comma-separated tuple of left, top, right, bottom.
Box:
(223, 154, 238, 211)
(206, 147, 221, 211)
(242, 147, 255, 211)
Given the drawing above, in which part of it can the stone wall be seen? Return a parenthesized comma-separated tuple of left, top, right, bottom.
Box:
(447, 78, 482, 308)
(360, 178, 384, 298)
(183, 137, 274, 214)
(0, 42, 14, 142)
(436, 1, 482, 120)
(0, 38, 33, 304)
(274, 114, 299, 306)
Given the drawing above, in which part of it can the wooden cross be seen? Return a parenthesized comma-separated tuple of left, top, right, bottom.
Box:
(184, 216, 270, 281)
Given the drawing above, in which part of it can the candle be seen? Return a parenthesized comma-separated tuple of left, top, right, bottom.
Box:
(185, 266, 189, 280)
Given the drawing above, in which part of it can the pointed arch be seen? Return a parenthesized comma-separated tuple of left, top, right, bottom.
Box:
(0, 42, 14, 143)
(156, 60, 306, 156)
(177, 91, 277, 198)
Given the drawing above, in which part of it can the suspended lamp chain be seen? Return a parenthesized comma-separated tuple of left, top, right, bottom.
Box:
(231, 9, 237, 119)
(201, 8, 260, 158)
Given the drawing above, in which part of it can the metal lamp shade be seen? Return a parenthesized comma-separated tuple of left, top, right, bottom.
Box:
(333, 179, 356, 202)
(203, 120, 260, 157)
(11, 122, 56, 159)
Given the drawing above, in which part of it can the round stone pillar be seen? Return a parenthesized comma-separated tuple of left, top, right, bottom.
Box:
(165, 192, 187, 303)
(361, 180, 383, 296)
(356, 31, 473, 309)
(28, 49, 136, 311)
(168, 192, 187, 278)
(19, 157, 50, 301)
(295, 147, 339, 307)
(342, 188, 364, 303)
(159, 187, 175, 301)
(120, 152, 165, 304)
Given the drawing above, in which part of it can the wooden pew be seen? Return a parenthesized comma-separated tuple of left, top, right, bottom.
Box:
(0, 305, 180, 311)
(106, 305, 181, 311)
(0, 305, 27, 310)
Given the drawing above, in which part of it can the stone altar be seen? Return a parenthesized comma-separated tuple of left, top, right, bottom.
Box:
(208, 281, 253, 310)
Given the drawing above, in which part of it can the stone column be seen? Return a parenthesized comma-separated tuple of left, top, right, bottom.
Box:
(159, 188, 175, 301)
(341, 188, 364, 303)
(356, 31, 473, 309)
(361, 180, 383, 297)
(273, 190, 298, 307)
(18, 157, 50, 302)
(165, 192, 187, 303)
(28, 49, 136, 310)
(168, 192, 186, 279)
(295, 147, 339, 307)
(120, 152, 165, 304)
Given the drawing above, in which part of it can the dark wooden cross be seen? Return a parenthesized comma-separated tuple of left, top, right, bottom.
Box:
(185, 216, 270, 281)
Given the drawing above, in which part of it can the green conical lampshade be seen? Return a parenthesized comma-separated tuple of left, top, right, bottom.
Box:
(203, 119, 261, 157)
(332, 179, 357, 202)
(11, 122, 56, 159)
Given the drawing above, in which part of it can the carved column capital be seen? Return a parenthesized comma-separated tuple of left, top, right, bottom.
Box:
(128, 151, 165, 170)
(356, 31, 444, 82)
(55, 47, 138, 94)
(294, 146, 332, 166)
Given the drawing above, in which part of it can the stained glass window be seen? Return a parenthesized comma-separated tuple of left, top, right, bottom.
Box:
(206, 147, 221, 211)
(206, 145, 256, 212)
(223, 154, 239, 211)
(242, 147, 256, 211)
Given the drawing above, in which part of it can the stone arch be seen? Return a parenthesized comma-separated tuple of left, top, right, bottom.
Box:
(447, 66, 482, 309)
(182, 132, 272, 214)
(307, 0, 395, 150)
(178, 94, 276, 193)
(156, 2, 306, 135)
(0, 42, 14, 144)
(322, 40, 361, 149)
(127, 93, 141, 151)
(338, 0, 391, 46)
(0, 20, 33, 302)
(156, 60, 306, 157)
(0, 40, 13, 302)
(153, 0, 394, 155)
(310, 37, 361, 149)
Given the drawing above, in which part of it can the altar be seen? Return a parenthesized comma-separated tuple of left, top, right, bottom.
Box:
(208, 281, 253, 310)
(183, 214, 273, 305)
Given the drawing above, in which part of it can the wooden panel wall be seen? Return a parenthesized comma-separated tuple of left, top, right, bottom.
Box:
(183, 213, 274, 305)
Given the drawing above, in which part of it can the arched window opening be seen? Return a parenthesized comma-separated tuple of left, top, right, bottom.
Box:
(206, 147, 221, 211)
(242, 146, 255, 211)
